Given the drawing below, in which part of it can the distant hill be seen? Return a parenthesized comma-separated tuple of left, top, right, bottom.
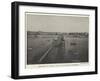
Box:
(27, 31, 88, 37)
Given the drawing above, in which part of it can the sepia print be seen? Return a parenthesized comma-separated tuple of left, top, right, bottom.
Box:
(11, 2, 97, 79)
(26, 12, 89, 65)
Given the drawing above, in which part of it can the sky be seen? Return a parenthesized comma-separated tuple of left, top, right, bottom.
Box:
(26, 13, 89, 33)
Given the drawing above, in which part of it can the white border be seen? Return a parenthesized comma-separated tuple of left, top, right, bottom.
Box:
(19, 5, 95, 76)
